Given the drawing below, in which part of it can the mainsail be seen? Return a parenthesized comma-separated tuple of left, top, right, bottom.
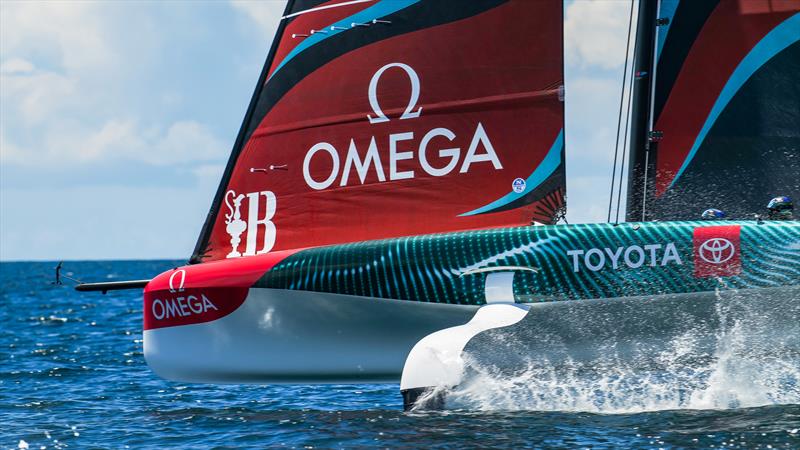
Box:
(627, 0, 800, 221)
(192, 0, 565, 263)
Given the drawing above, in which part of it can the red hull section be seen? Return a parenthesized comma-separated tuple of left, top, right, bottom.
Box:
(143, 251, 296, 330)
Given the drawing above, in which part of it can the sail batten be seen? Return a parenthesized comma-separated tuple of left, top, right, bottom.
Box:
(249, 88, 562, 140)
(269, 0, 420, 80)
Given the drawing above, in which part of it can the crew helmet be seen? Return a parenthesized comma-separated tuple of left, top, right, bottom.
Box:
(701, 208, 726, 220)
(767, 196, 793, 219)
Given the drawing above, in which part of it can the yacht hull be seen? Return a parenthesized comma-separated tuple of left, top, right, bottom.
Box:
(144, 288, 478, 383)
(142, 221, 799, 386)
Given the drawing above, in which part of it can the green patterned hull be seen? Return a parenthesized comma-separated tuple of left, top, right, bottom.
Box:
(145, 221, 799, 384)
(257, 221, 800, 305)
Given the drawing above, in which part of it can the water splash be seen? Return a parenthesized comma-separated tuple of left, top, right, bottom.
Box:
(440, 290, 800, 413)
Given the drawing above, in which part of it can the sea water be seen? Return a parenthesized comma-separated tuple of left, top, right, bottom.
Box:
(2, 261, 799, 448)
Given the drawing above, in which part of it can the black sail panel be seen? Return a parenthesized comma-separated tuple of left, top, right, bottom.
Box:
(627, 1, 800, 221)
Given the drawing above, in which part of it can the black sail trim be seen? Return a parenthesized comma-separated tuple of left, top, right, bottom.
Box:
(290, 0, 330, 14)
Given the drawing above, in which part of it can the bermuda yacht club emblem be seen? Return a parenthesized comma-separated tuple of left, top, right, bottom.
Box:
(301, 62, 503, 191)
(224, 189, 277, 258)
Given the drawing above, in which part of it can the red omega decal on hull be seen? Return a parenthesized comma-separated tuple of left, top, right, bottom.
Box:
(144, 286, 249, 330)
(143, 250, 298, 330)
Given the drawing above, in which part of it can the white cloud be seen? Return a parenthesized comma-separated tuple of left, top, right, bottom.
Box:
(564, 0, 637, 224)
(192, 164, 227, 186)
(0, 129, 23, 163)
(565, 76, 628, 166)
(230, 0, 286, 39)
(1, 64, 77, 124)
(0, 2, 227, 169)
(153, 121, 229, 165)
(0, 1, 254, 260)
(564, 75, 633, 222)
(3, 118, 226, 167)
(0, 2, 117, 73)
(566, 174, 629, 224)
(565, 0, 636, 69)
(0, 58, 35, 75)
(0, 185, 214, 260)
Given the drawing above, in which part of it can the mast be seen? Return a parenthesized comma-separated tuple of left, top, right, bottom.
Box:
(625, 0, 658, 222)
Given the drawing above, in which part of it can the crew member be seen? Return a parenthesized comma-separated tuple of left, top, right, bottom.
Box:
(701, 208, 726, 220)
(767, 196, 794, 220)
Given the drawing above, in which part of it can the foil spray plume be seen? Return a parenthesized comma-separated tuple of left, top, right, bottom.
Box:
(423, 288, 800, 414)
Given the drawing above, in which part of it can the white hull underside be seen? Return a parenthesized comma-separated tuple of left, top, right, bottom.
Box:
(144, 288, 478, 383)
(145, 286, 799, 385)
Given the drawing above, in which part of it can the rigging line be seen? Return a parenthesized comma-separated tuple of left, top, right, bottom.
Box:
(615, 1, 642, 224)
(607, 0, 636, 223)
(641, 150, 650, 221)
(615, 87, 634, 224)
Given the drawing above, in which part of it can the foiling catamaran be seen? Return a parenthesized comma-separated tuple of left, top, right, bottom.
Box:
(77, 0, 800, 409)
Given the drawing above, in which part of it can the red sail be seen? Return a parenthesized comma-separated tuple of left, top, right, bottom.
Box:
(193, 0, 565, 262)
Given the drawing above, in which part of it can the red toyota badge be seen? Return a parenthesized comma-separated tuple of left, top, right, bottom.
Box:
(693, 225, 742, 278)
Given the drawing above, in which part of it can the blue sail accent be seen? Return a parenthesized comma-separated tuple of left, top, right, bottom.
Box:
(656, 0, 679, 63)
(669, 13, 800, 189)
(268, 0, 421, 80)
(459, 129, 563, 217)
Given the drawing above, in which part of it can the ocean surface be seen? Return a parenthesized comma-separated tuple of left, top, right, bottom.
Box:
(2, 260, 799, 449)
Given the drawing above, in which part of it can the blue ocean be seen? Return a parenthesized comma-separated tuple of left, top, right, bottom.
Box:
(2, 261, 799, 449)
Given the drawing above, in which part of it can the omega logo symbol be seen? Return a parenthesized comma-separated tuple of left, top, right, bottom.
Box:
(168, 269, 187, 293)
(698, 238, 735, 264)
(367, 62, 422, 124)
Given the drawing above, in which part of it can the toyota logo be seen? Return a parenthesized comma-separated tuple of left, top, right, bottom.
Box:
(698, 238, 735, 264)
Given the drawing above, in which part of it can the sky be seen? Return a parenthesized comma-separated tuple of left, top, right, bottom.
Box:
(0, 0, 637, 261)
